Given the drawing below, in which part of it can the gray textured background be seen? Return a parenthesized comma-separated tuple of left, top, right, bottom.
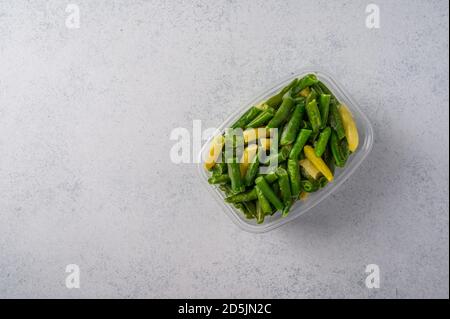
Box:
(0, 0, 448, 298)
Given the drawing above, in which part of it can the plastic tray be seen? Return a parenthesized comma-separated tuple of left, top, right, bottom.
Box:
(197, 67, 374, 233)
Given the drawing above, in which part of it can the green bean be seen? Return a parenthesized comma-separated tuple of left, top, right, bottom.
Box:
(329, 102, 346, 140)
(231, 106, 263, 129)
(208, 174, 231, 184)
(314, 127, 332, 157)
(255, 186, 272, 217)
(225, 188, 257, 203)
(319, 94, 331, 129)
(227, 158, 245, 194)
(245, 107, 275, 128)
(244, 159, 259, 187)
(287, 158, 301, 198)
(266, 78, 298, 109)
(275, 167, 292, 216)
(305, 99, 322, 133)
(330, 130, 348, 167)
(292, 74, 318, 95)
(300, 180, 319, 193)
(255, 177, 284, 211)
(289, 129, 312, 160)
(280, 99, 306, 146)
(267, 92, 295, 128)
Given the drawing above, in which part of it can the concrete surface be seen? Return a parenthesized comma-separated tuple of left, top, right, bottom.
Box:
(0, 0, 448, 298)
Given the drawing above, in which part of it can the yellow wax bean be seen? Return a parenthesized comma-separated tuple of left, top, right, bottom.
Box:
(338, 104, 359, 152)
(243, 128, 269, 143)
(204, 135, 224, 170)
(303, 145, 333, 182)
(299, 158, 321, 180)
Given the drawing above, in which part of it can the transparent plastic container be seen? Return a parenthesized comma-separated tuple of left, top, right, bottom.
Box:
(197, 67, 374, 233)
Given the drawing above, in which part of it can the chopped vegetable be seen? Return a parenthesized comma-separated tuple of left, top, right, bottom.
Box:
(280, 99, 306, 146)
(299, 158, 321, 180)
(204, 135, 224, 170)
(338, 104, 359, 152)
(303, 145, 333, 182)
(314, 127, 332, 157)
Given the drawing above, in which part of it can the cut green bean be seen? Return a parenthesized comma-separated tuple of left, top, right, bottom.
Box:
(225, 188, 257, 203)
(244, 159, 259, 187)
(329, 102, 346, 140)
(314, 127, 332, 157)
(245, 107, 275, 128)
(227, 158, 245, 194)
(266, 78, 298, 109)
(280, 99, 306, 146)
(208, 174, 231, 184)
(319, 94, 331, 129)
(267, 92, 295, 128)
(276, 167, 292, 216)
(292, 74, 318, 95)
(287, 158, 301, 198)
(289, 129, 312, 160)
(305, 99, 322, 133)
(231, 106, 263, 129)
(330, 130, 348, 167)
(255, 186, 272, 216)
(255, 176, 284, 211)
